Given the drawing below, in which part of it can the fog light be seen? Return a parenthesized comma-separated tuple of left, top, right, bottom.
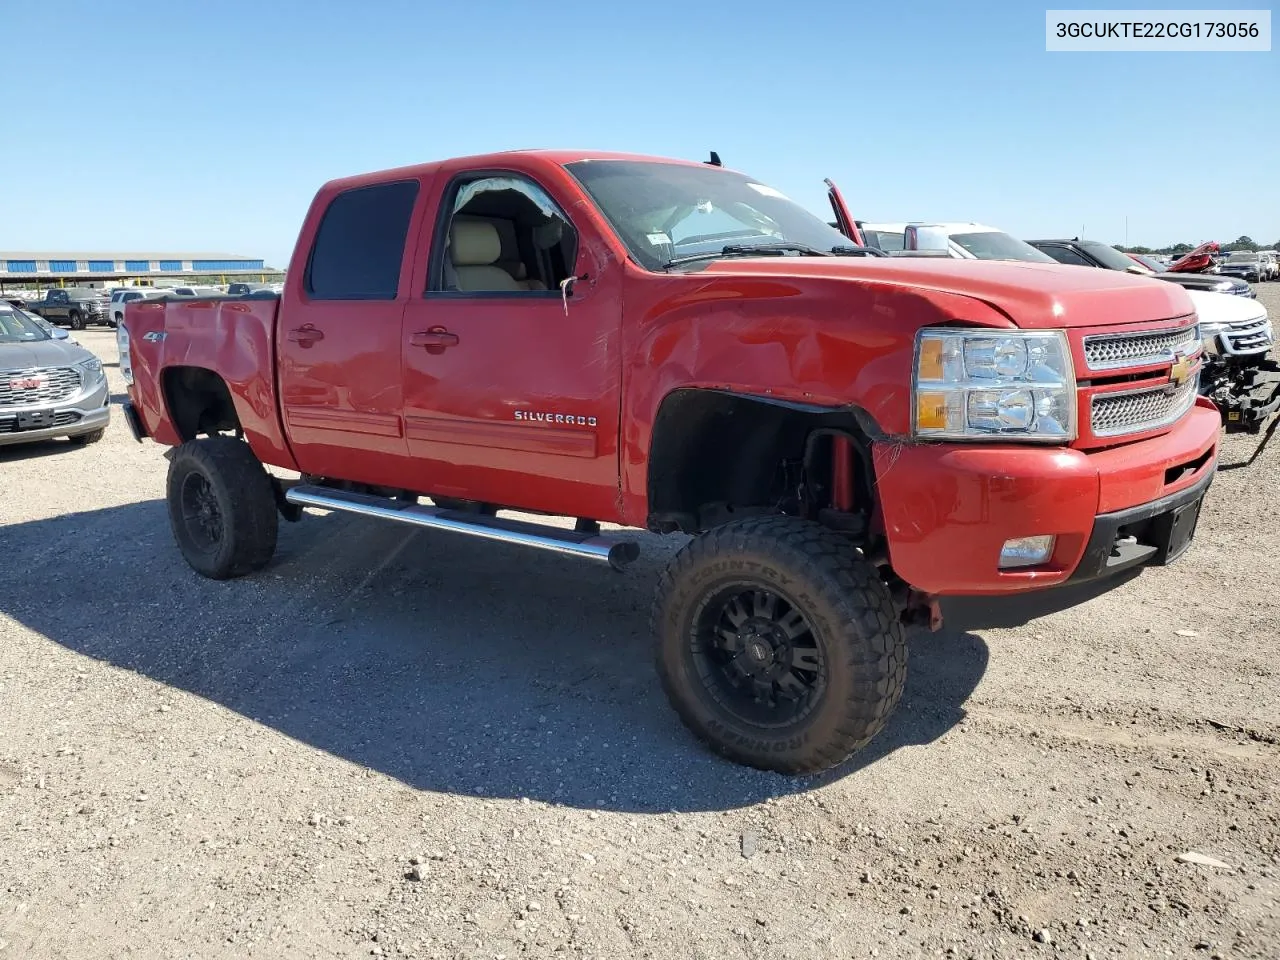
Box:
(999, 535, 1056, 569)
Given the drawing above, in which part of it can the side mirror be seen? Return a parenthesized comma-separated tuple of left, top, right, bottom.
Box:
(51, 326, 69, 340)
(904, 224, 951, 254)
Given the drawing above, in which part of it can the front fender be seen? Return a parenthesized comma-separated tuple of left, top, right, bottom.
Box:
(617, 272, 1011, 525)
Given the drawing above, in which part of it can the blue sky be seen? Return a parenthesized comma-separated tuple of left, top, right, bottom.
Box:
(1, 0, 1275, 266)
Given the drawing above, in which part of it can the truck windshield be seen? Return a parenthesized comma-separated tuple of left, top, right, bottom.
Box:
(0, 307, 52, 343)
(950, 231, 1055, 262)
(1226, 252, 1259, 262)
(565, 160, 854, 271)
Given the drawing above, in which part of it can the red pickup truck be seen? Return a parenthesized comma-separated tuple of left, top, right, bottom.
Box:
(119, 150, 1219, 774)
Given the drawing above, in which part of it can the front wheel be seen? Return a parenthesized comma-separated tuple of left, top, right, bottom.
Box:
(166, 437, 278, 579)
(69, 428, 106, 445)
(68, 310, 85, 331)
(652, 516, 907, 774)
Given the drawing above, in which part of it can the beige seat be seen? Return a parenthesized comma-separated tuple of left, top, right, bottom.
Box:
(448, 220, 524, 292)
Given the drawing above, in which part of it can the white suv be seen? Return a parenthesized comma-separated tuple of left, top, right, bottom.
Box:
(108, 288, 168, 327)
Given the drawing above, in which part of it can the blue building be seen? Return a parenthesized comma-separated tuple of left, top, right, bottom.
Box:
(0, 252, 282, 286)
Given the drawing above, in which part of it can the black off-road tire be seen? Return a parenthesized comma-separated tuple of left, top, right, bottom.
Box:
(69, 428, 106, 444)
(652, 516, 907, 774)
(166, 437, 278, 580)
(68, 310, 85, 331)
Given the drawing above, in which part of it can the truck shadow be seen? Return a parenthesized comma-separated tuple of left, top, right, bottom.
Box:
(3, 501, 990, 813)
(0, 437, 89, 463)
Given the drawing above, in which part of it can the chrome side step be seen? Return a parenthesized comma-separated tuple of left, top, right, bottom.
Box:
(284, 485, 640, 570)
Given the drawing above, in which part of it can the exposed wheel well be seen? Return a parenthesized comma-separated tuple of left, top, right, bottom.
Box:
(645, 389, 880, 536)
(162, 366, 241, 441)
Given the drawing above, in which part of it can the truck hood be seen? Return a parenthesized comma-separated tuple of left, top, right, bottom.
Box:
(697, 256, 1194, 329)
(1155, 272, 1247, 292)
(1185, 289, 1268, 327)
(0, 337, 94, 370)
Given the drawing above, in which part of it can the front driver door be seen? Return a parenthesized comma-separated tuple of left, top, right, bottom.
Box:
(399, 171, 623, 521)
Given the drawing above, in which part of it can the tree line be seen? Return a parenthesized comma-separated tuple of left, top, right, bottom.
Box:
(1116, 236, 1278, 256)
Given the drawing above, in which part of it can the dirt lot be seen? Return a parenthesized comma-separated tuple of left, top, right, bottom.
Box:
(2, 287, 1279, 960)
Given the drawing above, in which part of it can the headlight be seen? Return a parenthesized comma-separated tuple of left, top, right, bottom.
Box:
(913, 328, 1076, 441)
(77, 355, 105, 385)
(116, 322, 133, 386)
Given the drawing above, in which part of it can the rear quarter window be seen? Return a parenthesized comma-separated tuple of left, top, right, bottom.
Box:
(306, 180, 420, 300)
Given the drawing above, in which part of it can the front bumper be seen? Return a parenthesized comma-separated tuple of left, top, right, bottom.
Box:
(874, 400, 1220, 595)
(0, 379, 110, 446)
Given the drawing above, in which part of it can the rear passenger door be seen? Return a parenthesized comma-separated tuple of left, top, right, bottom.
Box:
(277, 178, 424, 488)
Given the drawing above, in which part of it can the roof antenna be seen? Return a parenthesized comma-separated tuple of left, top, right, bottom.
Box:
(705, 151, 722, 167)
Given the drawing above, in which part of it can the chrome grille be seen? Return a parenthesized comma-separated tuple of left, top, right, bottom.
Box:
(1222, 317, 1273, 356)
(0, 366, 82, 407)
(1091, 374, 1199, 438)
(1083, 324, 1200, 371)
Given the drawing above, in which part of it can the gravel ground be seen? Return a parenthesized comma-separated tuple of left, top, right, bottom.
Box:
(2, 287, 1278, 959)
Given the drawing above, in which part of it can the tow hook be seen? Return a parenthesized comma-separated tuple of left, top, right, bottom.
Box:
(905, 589, 944, 632)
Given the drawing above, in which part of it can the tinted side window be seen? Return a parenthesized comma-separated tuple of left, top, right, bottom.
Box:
(306, 180, 419, 300)
(1039, 245, 1091, 266)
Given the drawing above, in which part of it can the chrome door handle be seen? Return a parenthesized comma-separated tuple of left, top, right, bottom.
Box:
(410, 328, 459, 349)
(288, 324, 324, 346)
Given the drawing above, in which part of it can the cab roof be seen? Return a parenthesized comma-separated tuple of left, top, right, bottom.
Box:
(320, 150, 719, 193)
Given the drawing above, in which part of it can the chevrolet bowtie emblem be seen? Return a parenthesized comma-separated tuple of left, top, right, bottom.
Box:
(1169, 353, 1194, 388)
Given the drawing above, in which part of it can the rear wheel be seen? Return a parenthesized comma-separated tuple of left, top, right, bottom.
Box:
(68, 310, 85, 331)
(166, 437, 278, 579)
(652, 516, 907, 774)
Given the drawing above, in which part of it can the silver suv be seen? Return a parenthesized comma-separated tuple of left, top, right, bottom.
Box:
(1219, 251, 1267, 283)
(0, 305, 110, 446)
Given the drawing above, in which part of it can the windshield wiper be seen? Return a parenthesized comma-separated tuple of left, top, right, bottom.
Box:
(662, 242, 834, 269)
(831, 244, 888, 258)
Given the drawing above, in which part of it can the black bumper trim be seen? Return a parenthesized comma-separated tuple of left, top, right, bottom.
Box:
(1067, 464, 1215, 585)
(121, 400, 147, 443)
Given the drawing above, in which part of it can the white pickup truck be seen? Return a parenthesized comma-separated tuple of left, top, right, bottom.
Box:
(857, 221, 1055, 262)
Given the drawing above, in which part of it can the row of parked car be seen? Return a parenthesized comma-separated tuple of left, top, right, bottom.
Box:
(1215, 249, 1280, 283)
(1113, 249, 1279, 282)
(1, 282, 283, 330)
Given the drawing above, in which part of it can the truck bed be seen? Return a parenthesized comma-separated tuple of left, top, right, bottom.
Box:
(124, 293, 297, 470)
